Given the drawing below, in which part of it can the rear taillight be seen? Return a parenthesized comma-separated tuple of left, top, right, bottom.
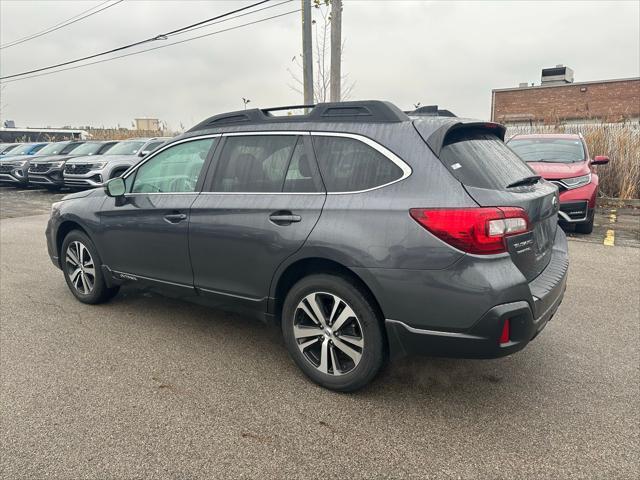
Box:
(409, 207, 530, 255)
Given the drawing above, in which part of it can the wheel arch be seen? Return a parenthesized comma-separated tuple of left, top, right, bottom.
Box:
(55, 219, 91, 268)
(270, 256, 385, 325)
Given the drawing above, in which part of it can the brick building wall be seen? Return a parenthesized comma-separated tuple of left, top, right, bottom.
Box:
(491, 78, 640, 124)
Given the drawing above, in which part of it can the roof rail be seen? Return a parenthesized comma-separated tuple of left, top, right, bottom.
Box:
(188, 101, 409, 132)
(406, 105, 457, 118)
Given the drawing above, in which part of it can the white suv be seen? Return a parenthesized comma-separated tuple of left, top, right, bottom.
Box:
(63, 137, 170, 188)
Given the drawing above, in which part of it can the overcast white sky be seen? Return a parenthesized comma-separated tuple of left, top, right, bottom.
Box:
(0, 0, 638, 130)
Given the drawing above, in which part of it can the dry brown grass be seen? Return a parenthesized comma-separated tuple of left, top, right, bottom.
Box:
(507, 123, 640, 199)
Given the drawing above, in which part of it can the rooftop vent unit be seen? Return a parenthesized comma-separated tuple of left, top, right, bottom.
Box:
(541, 65, 574, 85)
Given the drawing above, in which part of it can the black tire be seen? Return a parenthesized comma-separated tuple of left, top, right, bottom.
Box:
(281, 274, 385, 392)
(61, 230, 119, 304)
(575, 215, 594, 234)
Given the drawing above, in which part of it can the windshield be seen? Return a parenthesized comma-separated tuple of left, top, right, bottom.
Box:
(104, 141, 146, 155)
(508, 138, 585, 163)
(0, 144, 20, 154)
(35, 142, 69, 155)
(9, 144, 41, 155)
(68, 142, 105, 156)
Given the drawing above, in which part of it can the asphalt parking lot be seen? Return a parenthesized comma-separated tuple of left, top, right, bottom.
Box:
(1, 187, 639, 479)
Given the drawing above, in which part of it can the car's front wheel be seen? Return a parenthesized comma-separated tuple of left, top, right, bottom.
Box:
(61, 230, 119, 304)
(281, 274, 385, 392)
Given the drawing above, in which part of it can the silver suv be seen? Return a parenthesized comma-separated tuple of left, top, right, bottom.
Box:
(63, 137, 170, 188)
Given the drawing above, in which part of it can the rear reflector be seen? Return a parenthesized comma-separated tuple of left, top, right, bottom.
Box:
(409, 207, 530, 255)
(499, 319, 511, 345)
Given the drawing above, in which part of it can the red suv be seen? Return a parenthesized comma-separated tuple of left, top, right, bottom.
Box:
(507, 133, 609, 234)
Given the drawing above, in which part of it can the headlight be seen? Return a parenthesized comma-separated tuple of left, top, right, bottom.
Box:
(51, 161, 65, 168)
(91, 162, 107, 169)
(562, 173, 591, 189)
(10, 160, 28, 167)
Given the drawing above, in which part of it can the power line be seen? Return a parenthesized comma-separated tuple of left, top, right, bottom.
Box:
(0, 0, 271, 80)
(170, 0, 292, 36)
(0, 1, 124, 50)
(0, 9, 301, 84)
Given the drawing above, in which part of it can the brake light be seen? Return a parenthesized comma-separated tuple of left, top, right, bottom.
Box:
(409, 207, 530, 254)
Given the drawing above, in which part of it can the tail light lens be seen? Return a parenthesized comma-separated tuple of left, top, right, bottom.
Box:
(409, 207, 530, 254)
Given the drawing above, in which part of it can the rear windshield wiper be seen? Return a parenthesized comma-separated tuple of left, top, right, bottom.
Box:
(507, 175, 541, 188)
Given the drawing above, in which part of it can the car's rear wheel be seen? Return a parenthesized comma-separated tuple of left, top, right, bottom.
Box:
(281, 274, 385, 391)
(61, 230, 119, 304)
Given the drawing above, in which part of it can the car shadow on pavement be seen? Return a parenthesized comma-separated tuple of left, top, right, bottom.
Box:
(104, 285, 558, 406)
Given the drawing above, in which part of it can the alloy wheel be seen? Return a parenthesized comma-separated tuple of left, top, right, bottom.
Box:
(65, 241, 95, 295)
(293, 292, 364, 376)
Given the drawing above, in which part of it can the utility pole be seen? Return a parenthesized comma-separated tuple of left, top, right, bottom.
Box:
(330, 0, 342, 102)
(302, 0, 314, 107)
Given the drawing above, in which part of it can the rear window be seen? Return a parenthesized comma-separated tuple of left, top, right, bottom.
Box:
(312, 136, 403, 192)
(439, 130, 535, 190)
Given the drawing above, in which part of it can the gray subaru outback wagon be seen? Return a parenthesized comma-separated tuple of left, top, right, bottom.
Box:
(46, 101, 568, 391)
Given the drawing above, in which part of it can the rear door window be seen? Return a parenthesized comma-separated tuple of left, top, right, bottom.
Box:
(439, 130, 535, 190)
(311, 135, 403, 192)
(212, 135, 298, 193)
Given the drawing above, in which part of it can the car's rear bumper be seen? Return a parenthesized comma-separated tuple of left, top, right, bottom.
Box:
(384, 228, 569, 359)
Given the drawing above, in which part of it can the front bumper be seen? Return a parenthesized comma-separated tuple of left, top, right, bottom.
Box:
(384, 229, 569, 359)
(27, 167, 65, 187)
(558, 200, 593, 224)
(0, 167, 28, 185)
(46, 215, 60, 269)
(64, 167, 104, 188)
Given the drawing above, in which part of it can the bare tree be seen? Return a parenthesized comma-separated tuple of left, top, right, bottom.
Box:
(288, 0, 354, 104)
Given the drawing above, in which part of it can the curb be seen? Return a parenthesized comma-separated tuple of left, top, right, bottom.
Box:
(599, 198, 640, 208)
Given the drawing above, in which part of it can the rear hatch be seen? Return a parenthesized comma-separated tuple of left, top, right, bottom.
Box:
(415, 120, 559, 281)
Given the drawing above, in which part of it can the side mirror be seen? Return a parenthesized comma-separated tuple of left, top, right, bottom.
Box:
(591, 155, 610, 165)
(139, 150, 150, 157)
(104, 177, 126, 197)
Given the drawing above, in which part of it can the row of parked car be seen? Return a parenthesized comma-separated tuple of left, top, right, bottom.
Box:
(0, 137, 170, 190)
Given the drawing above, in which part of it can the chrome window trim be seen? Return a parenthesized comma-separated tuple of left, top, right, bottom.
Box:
(121, 134, 222, 181)
(120, 130, 413, 196)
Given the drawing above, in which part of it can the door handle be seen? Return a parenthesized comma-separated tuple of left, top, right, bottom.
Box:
(269, 211, 302, 225)
(163, 213, 187, 224)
